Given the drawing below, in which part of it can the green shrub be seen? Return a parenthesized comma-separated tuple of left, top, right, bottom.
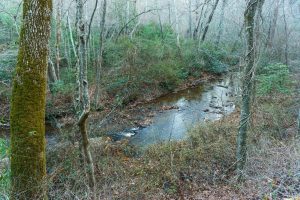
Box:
(257, 63, 292, 95)
(50, 80, 74, 95)
(101, 23, 233, 105)
(198, 42, 229, 74)
(102, 24, 183, 104)
(136, 22, 175, 41)
(49, 67, 76, 95)
(181, 41, 204, 77)
(0, 49, 17, 84)
(147, 59, 182, 91)
(0, 138, 10, 195)
(181, 41, 230, 75)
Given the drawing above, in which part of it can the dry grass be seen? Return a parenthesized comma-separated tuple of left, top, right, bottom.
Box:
(1, 89, 299, 199)
(42, 91, 300, 199)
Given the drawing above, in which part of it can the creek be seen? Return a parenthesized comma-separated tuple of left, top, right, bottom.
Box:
(114, 73, 240, 147)
(0, 73, 240, 148)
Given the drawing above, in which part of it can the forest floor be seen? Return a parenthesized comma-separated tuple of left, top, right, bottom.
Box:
(45, 63, 300, 199)
(30, 72, 219, 141)
(1, 42, 299, 198)
(45, 96, 299, 199)
(2, 64, 300, 199)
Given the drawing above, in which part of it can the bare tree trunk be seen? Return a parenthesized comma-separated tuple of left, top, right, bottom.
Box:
(94, 0, 107, 107)
(251, 0, 265, 106)
(168, 0, 172, 25)
(298, 108, 300, 136)
(254, 0, 264, 51)
(201, 0, 220, 42)
(67, 12, 77, 60)
(55, 0, 62, 80)
(282, 0, 289, 66)
(193, 0, 207, 40)
(48, 57, 58, 83)
(173, 0, 180, 47)
(266, 1, 279, 49)
(188, 0, 193, 38)
(76, 0, 96, 198)
(236, 0, 261, 181)
(130, 0, 139, 38)
(216, 0, 227, 46)
(126, 0, 130, 34)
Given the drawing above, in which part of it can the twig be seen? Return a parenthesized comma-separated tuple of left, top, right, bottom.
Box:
(116, 9, 160, 40)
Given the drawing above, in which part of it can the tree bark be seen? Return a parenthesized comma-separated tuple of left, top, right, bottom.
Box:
(126, 0, 130, 34)
(76, 0, 96, 198)
(282, 0, 289, 66)
(173, 0, 180, 47)
(193, 0, 208, 40)
(236, 0, 261, 181)
(48, 57, 58, 83)
(216, 0, 227, 45)
(201, 0, 220, 42)
(10, 0, 52, 199)
(188, 0, 193, 38)
(298, 108, 300, 136)
(55, 0, 62, 80)
(94, 0, 107, 107)
(266, 1, 279, 49)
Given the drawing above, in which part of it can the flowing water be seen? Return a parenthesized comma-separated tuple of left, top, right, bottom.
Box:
(121, 73, 240, 146)
(1, 73, 240, 148)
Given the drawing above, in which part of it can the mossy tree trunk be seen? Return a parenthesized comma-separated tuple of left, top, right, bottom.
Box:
(10, 0, 52, 199)
(236, 0, 262, 180)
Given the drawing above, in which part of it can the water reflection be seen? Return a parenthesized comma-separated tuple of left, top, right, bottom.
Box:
(130, 74, 239, 146)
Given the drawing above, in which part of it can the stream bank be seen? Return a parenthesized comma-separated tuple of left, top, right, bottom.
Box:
(1, 72, 240, 149)
(101, 72, 240, 147)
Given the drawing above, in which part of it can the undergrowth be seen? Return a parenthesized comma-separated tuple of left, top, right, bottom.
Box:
(42, 88, 299, 199)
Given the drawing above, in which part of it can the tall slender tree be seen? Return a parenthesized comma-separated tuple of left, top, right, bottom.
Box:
(94, 0, 107, 107)
(76, 0, 96, 198)
(55, 0, 62, 80)
(266, 1, 279, 49)
(173, 0, 180, 47)
(201, 0, 220, 42)
(188, 0, 193, 38)
(10, 0, 52, 199)
(216, 0, 227, 45)
(236, 0, 263, 180)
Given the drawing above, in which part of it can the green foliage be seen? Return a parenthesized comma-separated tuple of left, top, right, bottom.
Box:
(0, 138, 9, 158)
(102, 23, 232, 105)
(181, 40, 204, 76)
(0, 10, 20, 44)
(198, 42, 229, 74)
(181, 41, 230, 76)
(50, 68, 76, 95)
(257, 63, 292, 95)
(0, 49, 17, 85)
(103, 24, 184, 105)
(0, 138, 10, 194)
(136, 22, 175, 41)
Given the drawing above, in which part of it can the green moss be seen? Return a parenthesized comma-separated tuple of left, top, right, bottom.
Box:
(10, 0, 52, 199)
